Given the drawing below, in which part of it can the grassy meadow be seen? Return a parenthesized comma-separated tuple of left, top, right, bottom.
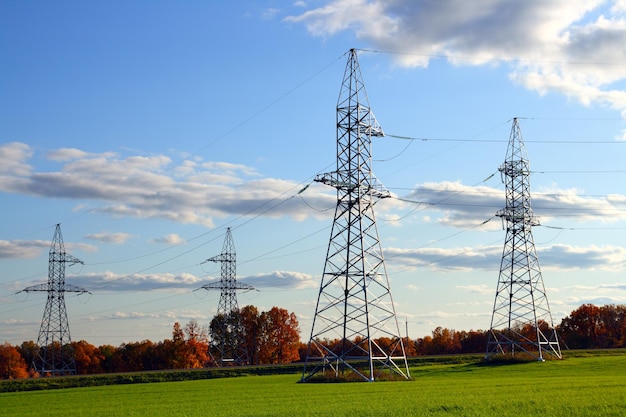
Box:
(1, 352, 625, 416)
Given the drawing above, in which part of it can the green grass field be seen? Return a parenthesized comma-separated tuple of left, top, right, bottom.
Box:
(2, 352, 625, 416)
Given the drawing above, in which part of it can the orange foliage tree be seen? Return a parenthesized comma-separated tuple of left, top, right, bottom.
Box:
(240, 305, 262, 365)
(0, 343, 29, 379)
(72, 340, 105, 374)
(111, 340, 160, 372)
(164, 320, 211, 369)
(415, 327, 487, 355)
(17, 340, 38, 375)
(183, 319, 211, 368)
(225, 305, 300, 365)
(258, 307, 301, 364)
(559, 304, 626, 349)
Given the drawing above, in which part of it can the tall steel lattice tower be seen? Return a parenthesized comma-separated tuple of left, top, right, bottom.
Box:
(301, 49, 409, 382)
(486, 118, 562, 361)
(197, 227, 254, 366)
(20, 224, 89, 376)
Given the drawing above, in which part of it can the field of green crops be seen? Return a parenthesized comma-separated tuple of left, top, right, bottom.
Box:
(2, 352, 625, 416)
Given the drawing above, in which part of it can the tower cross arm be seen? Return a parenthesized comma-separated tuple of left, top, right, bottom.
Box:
(370, 173, 391, 199)
(18, 283, 50, 293)
(314, 171, 355, 190)
(19, 282, 90, 294)
(314, 171, 390, 198)
(204, 254, 232, 264)
(495, 207, 540, 226)
(198, 281, 256, 292)
(64, 254, 84, 266)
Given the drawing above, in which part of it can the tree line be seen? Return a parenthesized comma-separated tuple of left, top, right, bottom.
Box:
(408, 304, 626, 355)
(1, 303, 625, 379)
(0, 305, 301, 379)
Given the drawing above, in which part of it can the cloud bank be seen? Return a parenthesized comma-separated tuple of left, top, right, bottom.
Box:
(398, 180, 626, 227)
(287, 1, 626, 120)
(0, 142, 335, 227)
(386, 243, 626, 272)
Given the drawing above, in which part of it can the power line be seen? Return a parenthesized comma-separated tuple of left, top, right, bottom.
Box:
(533, 170, 626, 174)
(357, 48, 626, 67)
(386, 133, 626, 144)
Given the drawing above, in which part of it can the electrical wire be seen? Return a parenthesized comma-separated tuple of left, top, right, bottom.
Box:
(386, 133, 626, 144)
(356, 48, 626, 67)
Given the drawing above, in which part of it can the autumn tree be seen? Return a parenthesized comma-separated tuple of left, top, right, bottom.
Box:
(597, 304, 626, 347)
(72, 340, 105, 374)
(98, 344, 117, 373)
(559, 304, 626, 349)
(111, 340, 160, 372)
(183, 320, 211, 368)
(414, 327, 485, 355)
(0, 343, 29, 379)
(433, 327, 462, 354)
(17, 340, 38, 375)
(458, 330, 488, 353)
(240, 305, 262, 365)
(559, 304, 603, 349)
(415, 335, 434, 355)
(163, 320, 211, 369)
(212, 305, 301, 365)
(258, 307, 300, 364)
(165, 322, 187, 369)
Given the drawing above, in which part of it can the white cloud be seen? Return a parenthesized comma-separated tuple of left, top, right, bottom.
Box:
(386, 243, 626, 272)
(0, 142, 32, 176)
(386, 245, 501, 272)
(412, 310, 490, 320)
(0, 144, 332, 227)
(0, 239, 48, 259)
(93, 309, 211, 325)
(151, 233, 186, 245)
(261, 8, 281, 20)
(11, 144, 619, 236)
(553, 285, 626, 312)
(540, 244, 626, 271)
(69, 271, 204, 292)
(611, 0, 626, 12)
(0, 318, 32, 325)
(0, 237, 95, 260)
(563, 295, 626, 305)
(240, 270, 318, 290)
(456, 284, 492, 294)
(567, 283, 626, 291)
(287, 0, 626, 115)
(85, 232, 134, 244)
(400, 181, 626, 227)
(47, 148, 89, 162)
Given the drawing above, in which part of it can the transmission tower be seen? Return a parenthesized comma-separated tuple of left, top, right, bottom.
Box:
(486, 118, 562, 361)
(20, 224, 89, 376)
(301, 49, 409, 382)
(197, 227, 254, 366)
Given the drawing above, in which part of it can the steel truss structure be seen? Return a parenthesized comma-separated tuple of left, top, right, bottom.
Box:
(486, 118, 562, 361)
(301, 49, 409, 382)
(197, 228, 254, 366)
(20, 224, 89, 376)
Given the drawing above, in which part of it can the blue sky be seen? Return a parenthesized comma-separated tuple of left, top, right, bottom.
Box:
(2, 0, 626, 346)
